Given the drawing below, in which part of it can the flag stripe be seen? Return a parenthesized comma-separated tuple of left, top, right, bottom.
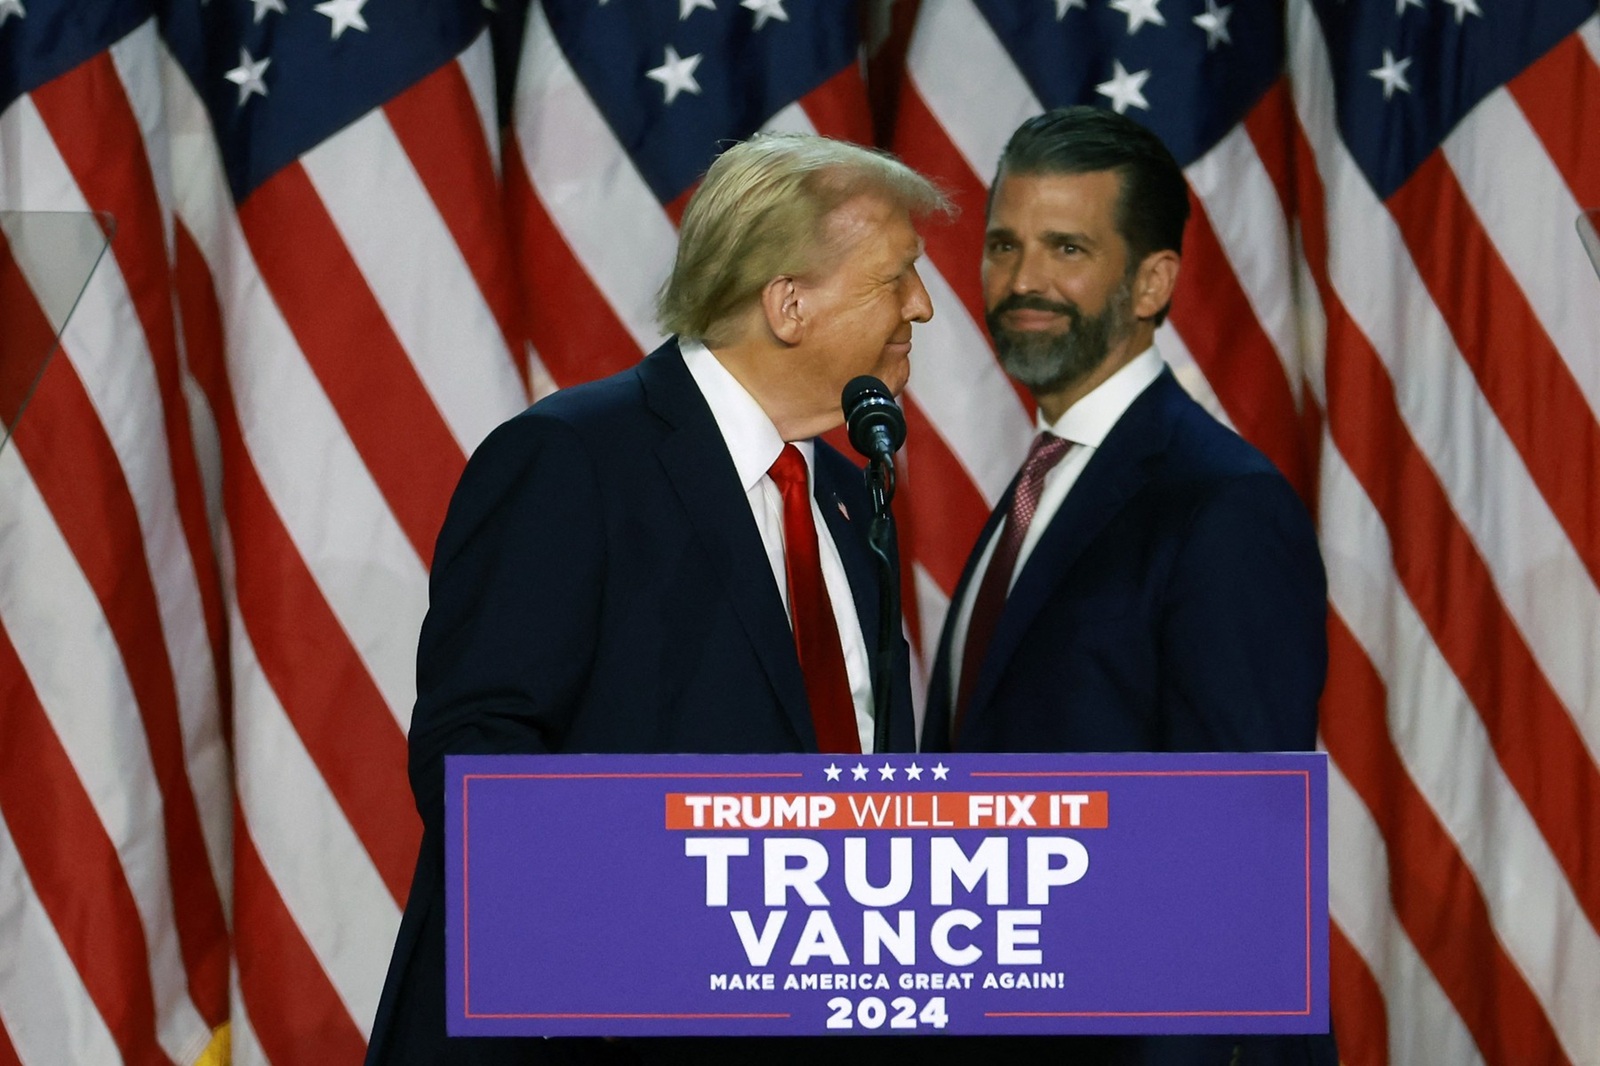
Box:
(900, 395, 993, 596)
(382, 47, 525, 378)
(795, 62, 876, 146)
(1327, 921, 1389, 1066)
(0, 627, 168, 1065)
(1507, 27, 1600, 210)
(236, 165, 463, 566)
(232, 822, 369, 1064)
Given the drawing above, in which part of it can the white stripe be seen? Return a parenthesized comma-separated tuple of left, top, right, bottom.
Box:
(300, 106, 524, 454)
(0, 450, 212, 1065)
(904, 258, 1033, 506)
(1325, 764, 1486, 1066)
(1442, 86, 1600, 417)
(1320, 443, 1600, 1061)
(0, 811, 123, 1066)
(162, 52, 428, 727)
(458, 32, 501, 181)
(1289, 0, 1600, 764)
(760, 100, 819, 135)
(1582, 14, 1600, 69)
(232, 610, 400, 1041)
(1185, 124, 1305, 397)
(109, 23, 177, 269)
(514, 1, 673, 353)
(905, 0, 1038, 186)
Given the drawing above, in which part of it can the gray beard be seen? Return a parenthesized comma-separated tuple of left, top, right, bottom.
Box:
(987, 277, 1135, 395)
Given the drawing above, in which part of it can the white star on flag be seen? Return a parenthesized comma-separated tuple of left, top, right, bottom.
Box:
(224, 48, 271, 107)
(251, 0, 285, 23)
(851, 763, 869, 781)
(878, 764, 896, 780)
(1096, 59, 1152, 114)
(931, 763, 950, 781)
(1054, 0, 1087, 18)
(904, 764, 923, 781)
(0, 0, 22, 26)
(646, 45, 703, 104)
(1440, 0, 1483, 23)
(824, 763, 842, 781)
(1395, 0, 1425, 13)
(1111, 0, 1166, 34)
(742, 0, 789, 31)
(314, 0, 369, 40)
(679, 0, 714, 18)
(1193, 0, 1232, 49)
(1370, 48, 1413, 100)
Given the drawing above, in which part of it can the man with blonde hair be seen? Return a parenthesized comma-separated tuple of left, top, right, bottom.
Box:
(367, 133, 949, 1064)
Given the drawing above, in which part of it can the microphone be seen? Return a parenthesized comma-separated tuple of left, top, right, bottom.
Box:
(841, 375, 907, 466)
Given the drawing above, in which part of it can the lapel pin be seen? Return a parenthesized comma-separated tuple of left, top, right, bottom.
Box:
(836, 499, 850, 521)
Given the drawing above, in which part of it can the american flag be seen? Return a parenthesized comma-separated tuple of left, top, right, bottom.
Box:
(2, 0, 1597, 1063)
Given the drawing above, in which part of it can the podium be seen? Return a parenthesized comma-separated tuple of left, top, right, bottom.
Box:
(0, 211, 112, 454)
(443, 751, 1330, 1039)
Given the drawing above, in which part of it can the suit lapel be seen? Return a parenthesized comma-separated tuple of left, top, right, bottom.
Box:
(958, 371, 1180, 738)
(926, 497, 1009, 747)
(639, 343, 817, 749)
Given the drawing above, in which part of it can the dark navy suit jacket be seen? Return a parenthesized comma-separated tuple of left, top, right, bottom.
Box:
(366, 341, 915, 1065)
(921, 369, 1335, 1066)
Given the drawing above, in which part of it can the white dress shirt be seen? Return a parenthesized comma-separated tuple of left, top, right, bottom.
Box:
(946, 346, 1166, 701)
(682, 340, 877, 752)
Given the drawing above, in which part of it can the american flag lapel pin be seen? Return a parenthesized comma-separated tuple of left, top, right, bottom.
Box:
(836, 499, 850, 522)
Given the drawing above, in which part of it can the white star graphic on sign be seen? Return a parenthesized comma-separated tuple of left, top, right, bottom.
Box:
(251, 0, 284, 22)
(1369, 48, 1412, 100)
(824, 763, 842, 782)
(1111, 0, 1165, 34)
(878, 764, 897, 781)
(1394, 0, 1423, 13)
(931, 763, 950, 781)
(646, 45, 703, 104)
(1439, 0, 1482, 22)
(851, 763, 870, 781)
(1054, 0, 1087, 18)
(679, 0, 714, 18)
(1096, 60, 1151, 114)
(224, 48, 271, 107)
(0, 0, 26, 28)
(742, 0, 789, 30)
(1192, 0, 1231, 49)
(904, 763, 924, 781)
(315, 0, 369, 39)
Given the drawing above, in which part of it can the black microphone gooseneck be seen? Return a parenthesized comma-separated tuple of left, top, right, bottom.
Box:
(841, 376, 908, 755)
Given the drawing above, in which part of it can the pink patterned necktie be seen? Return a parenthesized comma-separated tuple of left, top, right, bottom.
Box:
(953, 432, 1073, 739)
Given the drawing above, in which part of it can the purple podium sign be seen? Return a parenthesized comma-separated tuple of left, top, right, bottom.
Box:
(445, 752, 1328, 1038)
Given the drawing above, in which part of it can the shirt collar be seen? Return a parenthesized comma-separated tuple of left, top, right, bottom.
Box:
(680, 338, 812, 491)
(1040, 345, 1164, 447)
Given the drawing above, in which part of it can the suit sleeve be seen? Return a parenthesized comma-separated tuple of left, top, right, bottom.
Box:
(1157, 471, 1328, 752)
(407, 414, 605, 831)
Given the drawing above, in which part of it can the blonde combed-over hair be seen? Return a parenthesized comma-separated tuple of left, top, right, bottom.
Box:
(657, 133, 951, 347)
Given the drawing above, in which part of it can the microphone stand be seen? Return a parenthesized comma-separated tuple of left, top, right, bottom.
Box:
(866, 455, 899, 755)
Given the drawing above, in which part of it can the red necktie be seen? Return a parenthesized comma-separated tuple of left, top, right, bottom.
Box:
(768, 444, 861, 753)
(954, 432, 1073, 739)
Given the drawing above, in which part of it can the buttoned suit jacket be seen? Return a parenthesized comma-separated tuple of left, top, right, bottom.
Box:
(366, 341, 915, 1065)
(920, 368, 1334, 1066)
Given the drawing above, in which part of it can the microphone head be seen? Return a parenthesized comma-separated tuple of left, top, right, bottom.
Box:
(841, 375, 907, 457)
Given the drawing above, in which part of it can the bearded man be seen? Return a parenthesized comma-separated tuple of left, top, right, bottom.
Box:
(921, 107, 1334, 1066)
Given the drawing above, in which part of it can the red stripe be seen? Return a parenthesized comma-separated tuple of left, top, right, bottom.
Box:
(1168, 198, 1313, 500)
(0, 1016, 21, 1066)
(1320, 617, 1568, 1065)
(174, 223, 419, 904)
(1294, 121, 1600, 936)
(1387, 154, 1600, 589)
(1507, 31, 1600, 208)
(899, 395, 991, 598)
(31, 54, 233, 771)
(1241, 80, 1297, 222)
(238, 163, 465, 567)
(0, 624, 171, 1066)
(2, 258, 230, 1027)
(232, 819, 369, 1064)
(797, 62, 875, 146)
(383, 58, 527, 385)
(1328, 920, 1389, 1066)
(506, 145, 647, 387)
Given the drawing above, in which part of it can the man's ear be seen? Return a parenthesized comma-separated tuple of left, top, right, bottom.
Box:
(1132, 250, 1180, 321)
(761, 275, 804, 345)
